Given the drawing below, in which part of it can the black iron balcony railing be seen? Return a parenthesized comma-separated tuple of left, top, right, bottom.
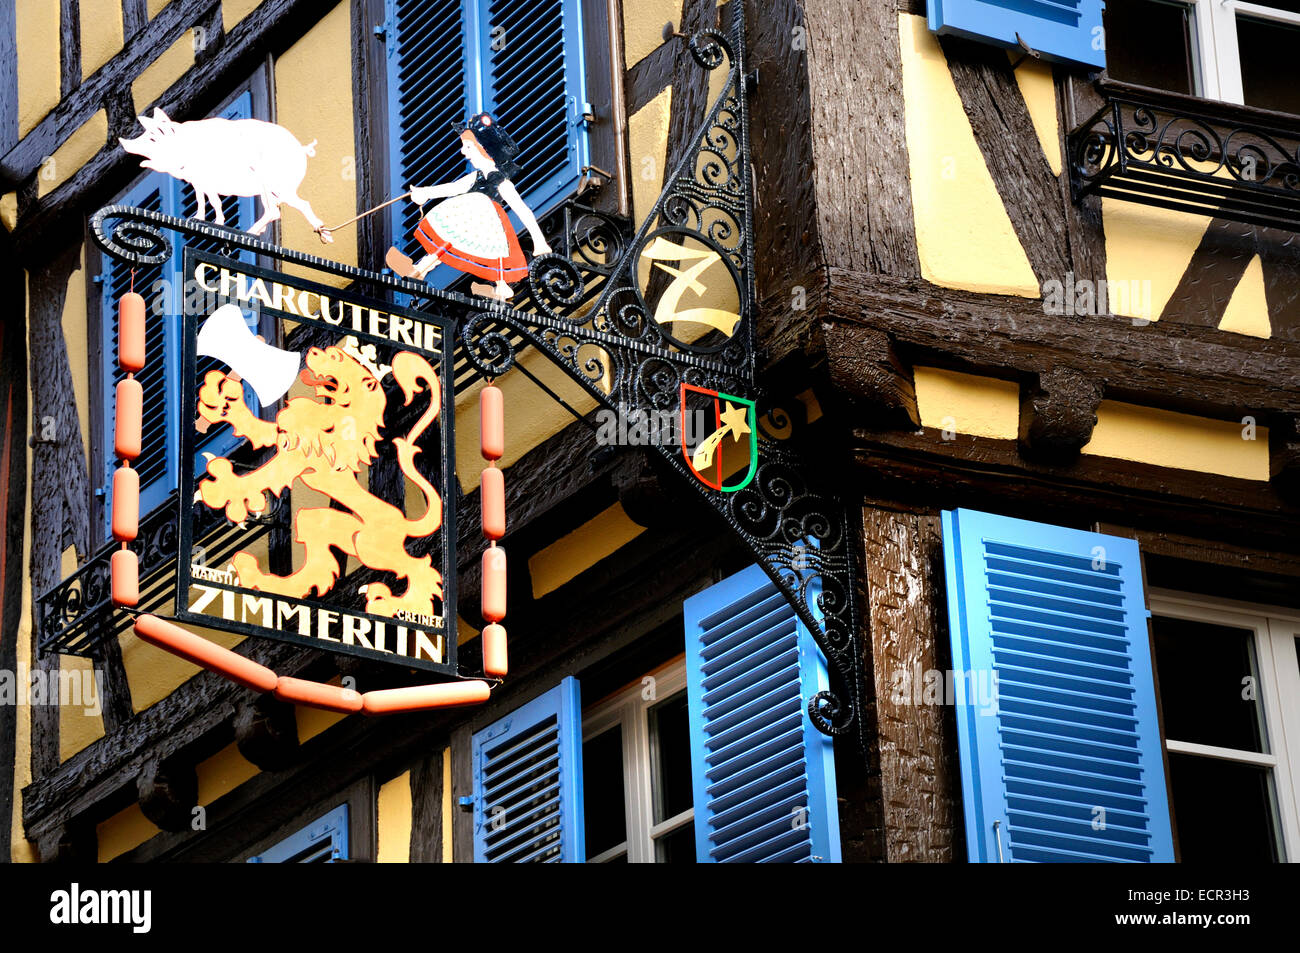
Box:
(37, 490, 286, 660)
(1069, 79, 1300, 232)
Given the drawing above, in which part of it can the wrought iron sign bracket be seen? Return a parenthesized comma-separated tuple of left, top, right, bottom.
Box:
(81, 2, 869, 752)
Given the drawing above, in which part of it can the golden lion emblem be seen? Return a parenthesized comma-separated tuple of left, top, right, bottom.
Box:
(195, 340, 443, 618)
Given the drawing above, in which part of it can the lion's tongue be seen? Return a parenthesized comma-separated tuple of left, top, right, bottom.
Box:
(300, 368, 331, 388)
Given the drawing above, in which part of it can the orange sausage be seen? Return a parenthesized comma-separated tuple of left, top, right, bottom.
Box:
(481, 465, 505, 540)
(111, 466, 139, 541)
(111, 549, 139, 607)
(361, 680, 491, 715)
(118, 292, 146, 373)
(482, 622, 508, 677)
(480, 384, 504, 461)
(481, 545, 507, 623)
(133, 614, 278, 693)
(114, 378, 143, 461)
(274, 676, 363, 714)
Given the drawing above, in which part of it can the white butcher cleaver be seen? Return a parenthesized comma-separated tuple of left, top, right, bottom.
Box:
(196, 304, 301, 405)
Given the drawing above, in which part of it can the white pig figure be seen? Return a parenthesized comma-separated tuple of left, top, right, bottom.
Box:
(119, 108, 334, 243)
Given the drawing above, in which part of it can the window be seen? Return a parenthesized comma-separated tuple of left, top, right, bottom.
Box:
(581, 658, 695, 863)
(247, 805, 350, 863)
(382, 0, 591, 286)
(1148, 591, 1300, 861)
(95, 88, 263, 537)
(468, 565, 842, 863)
(1105, 0, 1300, 113)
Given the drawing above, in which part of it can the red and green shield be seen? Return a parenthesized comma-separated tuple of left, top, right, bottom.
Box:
(679, 383, 758, 492)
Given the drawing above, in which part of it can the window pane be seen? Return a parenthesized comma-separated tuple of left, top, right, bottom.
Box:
(582, 728, 626, 860)
(1152, 616, 1265, 752)
(654, 822, 696, 863)
(649, 692, 693, 824)
(1167, 753, 1281, 862)
(1104, 0, 1197, 95)
(1237, 16, 1300, 114)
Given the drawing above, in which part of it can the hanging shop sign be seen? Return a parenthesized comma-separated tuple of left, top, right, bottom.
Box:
(174, 251, 458, 675)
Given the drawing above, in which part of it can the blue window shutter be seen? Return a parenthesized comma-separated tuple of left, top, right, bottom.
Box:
(471, 675, 585, 862)
(100, 175, 177, 536)
(385, 0, 473, 279)
(179, 90, 260, 466)
(927, 0, 1105, 69)
(479, 0, 589, 216)
(684, 564, 841, 863)
(941, 508, 1174, 862)
(385, 0, 588, 285)
(248, 805, 349, 862)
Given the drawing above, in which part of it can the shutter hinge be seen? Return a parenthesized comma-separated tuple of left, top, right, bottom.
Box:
(457, 796, 474, 813)
(374, 23, 386, 41)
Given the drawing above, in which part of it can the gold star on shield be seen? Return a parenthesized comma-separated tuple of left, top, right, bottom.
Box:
(719, 402, 751, 442)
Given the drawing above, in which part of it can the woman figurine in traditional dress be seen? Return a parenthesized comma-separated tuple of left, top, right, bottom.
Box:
(385, 113, 551, 301)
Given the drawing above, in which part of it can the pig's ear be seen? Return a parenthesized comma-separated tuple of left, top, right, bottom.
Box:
(151, 107, 171, 124)
(136, 114, 156, 132)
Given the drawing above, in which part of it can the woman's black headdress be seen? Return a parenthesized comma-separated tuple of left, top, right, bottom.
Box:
(453, 113, 521, 179)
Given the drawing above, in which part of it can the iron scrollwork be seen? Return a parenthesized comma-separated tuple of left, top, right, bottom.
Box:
(61, 2, 869, 750)
(1069, 84, 1300, 232)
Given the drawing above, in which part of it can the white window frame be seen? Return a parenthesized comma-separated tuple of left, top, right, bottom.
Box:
(1164, 0, 1300, 105)
(581, 656, 693, 863)
(1148, 589, 1300, 861)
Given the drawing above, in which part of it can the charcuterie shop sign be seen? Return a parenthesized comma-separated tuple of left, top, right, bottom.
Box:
(175, 249, 457, 676)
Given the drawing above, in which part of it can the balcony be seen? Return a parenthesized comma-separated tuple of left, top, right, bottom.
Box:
(1068, 79, 1300, 233)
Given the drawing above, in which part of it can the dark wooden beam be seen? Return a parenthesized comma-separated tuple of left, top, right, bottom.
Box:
(93, 629, 135, 733)
(825, 269, 1300, 419)
(1270, 415, 1300, 501)
(36, 821, 96, 863)
(60, 0, 82, 100)
(803, 0, 919, 277)
(824, 322, 920, 430)
(0, 0, 17, 155)
(232, 694, 299, 771)
(625, 34, 676, 115)
(1019, 366, 1104, 464)
(121, 0, 147, 40)
(408, 749, 444, 862)
(136, 756, 198, 832)
(849, 427, 1300, 549)
(861, 506, 956, 862)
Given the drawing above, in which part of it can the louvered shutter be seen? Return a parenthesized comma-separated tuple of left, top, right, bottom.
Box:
(385, 0, 588, 280)
(478, 0, 588, 215)
(927, 0, 1105, 69)
(684, 564, 841, 863)
(100, 176, 176, 535)
(385, 0, 474, 271)
(471, 675, 585, 862)
(941, 508, 1174, 862)
(180, 91, 259, 464)
(248, 805, 349, 863)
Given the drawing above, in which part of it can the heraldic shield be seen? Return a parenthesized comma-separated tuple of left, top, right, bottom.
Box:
(679, 383, 758, 493)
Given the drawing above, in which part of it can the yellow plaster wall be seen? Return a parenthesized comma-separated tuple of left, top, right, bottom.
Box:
(61, 248, 91, 464)
(1084, 402, 1268, 480)
(898, 14, 1038, 298)
(622, 0, 682, 68)
(80, 0, 125, 79)
(914, 366, 1019, 440)
(132, 30, 196, 114)
(376, 771, 412, 862)
(38, 110, 108, 198)
(1, 192, 17, 232)
(222, 0, 264, 30)
(119, 624, 244, 713)
(147, 0, 172, 17)
(1010, 57, 1060, 177)
(1101, 197, 1208, 323)
(9, 415, 36, 862)
(96, 804, 158, 862)
(1216, 254, 1272, 338)
(196, 742, 260, 805)
(16, 0, 60, 138)
(629, 86, 671, 227)
(274, 1, 357, 282)
(298, 700, 349, 742)
(58, 540, 105, 760)
(442, 746, 452, 862)
(529, 503, 646, 598)
(453, 345, 604, 493)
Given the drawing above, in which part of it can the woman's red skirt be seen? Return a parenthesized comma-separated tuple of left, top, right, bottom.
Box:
(415, 201, 529, 283)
